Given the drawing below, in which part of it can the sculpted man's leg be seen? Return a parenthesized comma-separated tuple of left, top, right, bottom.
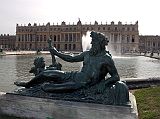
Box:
(41, 81, 83, 93)
(14, 73, 46, 88)
(14, 70, 66, 88)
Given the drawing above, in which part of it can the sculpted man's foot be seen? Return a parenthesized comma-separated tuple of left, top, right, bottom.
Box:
(14, 81, 29, 88)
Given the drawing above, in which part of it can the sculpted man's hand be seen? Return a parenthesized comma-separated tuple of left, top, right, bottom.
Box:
(96, 81, 106, 93)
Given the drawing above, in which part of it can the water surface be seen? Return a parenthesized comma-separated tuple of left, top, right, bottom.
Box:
(0, 54, 160, 92)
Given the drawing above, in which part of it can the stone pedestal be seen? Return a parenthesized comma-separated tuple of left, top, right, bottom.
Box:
(0, 92, 138, 119)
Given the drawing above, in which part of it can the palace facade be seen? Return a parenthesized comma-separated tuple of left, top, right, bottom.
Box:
(16, 20, 139, 54)
(0, 34, 16, 50)
(139, 35, 160, 52)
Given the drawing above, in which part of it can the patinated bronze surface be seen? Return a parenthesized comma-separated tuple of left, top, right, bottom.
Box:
(14, 31, 129, 105)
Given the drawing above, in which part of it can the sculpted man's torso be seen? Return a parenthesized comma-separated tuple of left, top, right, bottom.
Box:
(78, 51, 113, 82)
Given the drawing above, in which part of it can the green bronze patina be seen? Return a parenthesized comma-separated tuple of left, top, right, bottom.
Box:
(14, 31, 129, 105)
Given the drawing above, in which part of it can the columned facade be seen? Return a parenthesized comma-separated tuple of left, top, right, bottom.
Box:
(139, 35, 160, 52)
(0, 34, 16, 50)
(16, 20, 139, 54)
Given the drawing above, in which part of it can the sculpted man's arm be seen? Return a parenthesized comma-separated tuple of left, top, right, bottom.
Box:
(48, 39, 85, 62)
(96, 57, 120, 93)
(104, 58, 120, 85)
(50, 47, 85, 62)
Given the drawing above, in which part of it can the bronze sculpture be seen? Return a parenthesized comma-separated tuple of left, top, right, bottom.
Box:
(14, 31, 129, 105)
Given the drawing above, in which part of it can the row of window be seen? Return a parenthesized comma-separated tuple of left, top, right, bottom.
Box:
(17, 27, 78, 32)
(146, 41, 160, 47)
(83, 26, 136, 32)
(17, 43, 77, 51)
(17, 33, 81, 42)
(54, 44, 76, 50)
(110, 35, 135, 43)
(17, 26, 136, 32)
(121, 35, 135, 43)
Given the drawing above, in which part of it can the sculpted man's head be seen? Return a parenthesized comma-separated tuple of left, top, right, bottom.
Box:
(89, 31, 109, 56)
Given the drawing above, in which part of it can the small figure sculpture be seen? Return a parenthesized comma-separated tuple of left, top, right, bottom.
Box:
(29, 57, 45, 76)
(14, 31, 129, 105)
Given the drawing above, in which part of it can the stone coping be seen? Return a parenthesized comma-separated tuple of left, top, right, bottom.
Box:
(0, 92, 138, 119)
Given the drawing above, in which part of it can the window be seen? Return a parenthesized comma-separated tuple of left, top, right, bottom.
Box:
(30, 44, 32, 49)
(69, 33, 72, 42)
(122, 35, 125, 43)
(39, 44, 42, 48)
(115, 27, 118, 31)
(127, 27, 130, 31)
(36, 35, 39, 41)
(73, 44, 76, 50)
(57, 44, 60, 50)
(153, 42, 155, 47)
(54, 35, 56, 41)
(103, 27, 105, 30)
(114, 34, 118, 42)
(30, 34, 32, 42)
(21, 44, 24, 49)
(22, 35, 24, 41)
(18, 44, 20, 48)
(61, 34, 64, 41)
(73, 33, 76, 41)
(58, 35, 60, 42)
(132, 35, 135, 42)
(40, 35, 42, 41)
(54, 44, 56, 48)
(65, 34, 68, 41)
(77, 33, 80, 41)
(44, 35, 46, 41)
(65, 44, 67, 50)
(148, 41, 150, 46)
(69, 44, 71, 50)
(127, 35, 130, 43)
(25, 35, 27, 41)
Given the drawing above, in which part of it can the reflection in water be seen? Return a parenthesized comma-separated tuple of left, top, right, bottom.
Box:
(0, 55, 17, 92)
(113, 56, 160, 78)
(0, 55, 160, 92)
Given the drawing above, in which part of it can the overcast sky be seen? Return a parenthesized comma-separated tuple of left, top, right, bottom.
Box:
(0, 0, 160, 35)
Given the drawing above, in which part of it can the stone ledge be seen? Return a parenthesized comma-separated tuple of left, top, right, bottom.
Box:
(0, 92, 138, 119)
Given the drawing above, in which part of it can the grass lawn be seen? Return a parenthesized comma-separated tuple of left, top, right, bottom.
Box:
(134, 86, 160, 119)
